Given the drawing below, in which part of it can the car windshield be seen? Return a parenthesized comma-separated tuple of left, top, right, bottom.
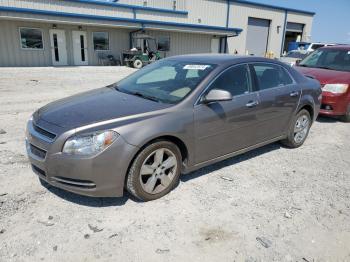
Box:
(115, 60, 216, 104)
(299, 48, 350, 72)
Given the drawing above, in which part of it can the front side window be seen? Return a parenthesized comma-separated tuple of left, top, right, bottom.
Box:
(116, 60, 216, 104)
(19, 28, 43, 49)
(252, 63, 293, 90)
(299, 49, 350, 72)
(208, 64, 251, 96)
(93, 32, 109, 51)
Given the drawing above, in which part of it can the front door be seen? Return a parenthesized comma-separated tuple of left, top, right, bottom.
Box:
(194, 64, 260, 164)
(211, 38, 220, 53)
(72, 31, 88, 65)
(49, 29, 67, 66)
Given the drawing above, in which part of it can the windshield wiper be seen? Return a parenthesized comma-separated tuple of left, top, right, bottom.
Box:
(130, 92, 160, 103)
(298, 64, 309, 67)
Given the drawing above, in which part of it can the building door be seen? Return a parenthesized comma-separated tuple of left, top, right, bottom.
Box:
(282, 22, 304, 53)
(246, 17, 270, 57)
(49, 29, 67, 66)
(211, 38, 220, 53)
(72, 31, 88, 65)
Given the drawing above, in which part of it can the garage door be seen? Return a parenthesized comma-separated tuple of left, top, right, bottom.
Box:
(286, 22, 304, 33)
(246, 17, 270, 57)
(246, 17, 270, 56)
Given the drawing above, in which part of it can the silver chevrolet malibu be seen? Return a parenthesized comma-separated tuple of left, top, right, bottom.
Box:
(26, 55, 322, 201)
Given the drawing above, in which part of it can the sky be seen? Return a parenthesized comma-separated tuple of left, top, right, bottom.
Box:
(254, 0, 350, 44)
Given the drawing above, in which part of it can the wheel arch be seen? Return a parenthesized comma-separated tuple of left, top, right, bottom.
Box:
(123, 135, 189, 187)
(298, 103, 314, 121)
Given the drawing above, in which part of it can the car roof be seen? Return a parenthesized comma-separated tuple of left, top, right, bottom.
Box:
(166, 54, 281, 65)
(319, 45, 350, 51)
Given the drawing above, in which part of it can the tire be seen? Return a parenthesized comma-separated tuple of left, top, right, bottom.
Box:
(281, 109, 311, 148)
(133, 59, 143, 69)
(340, 105, 350, 122)
(126, 141, 182, 201)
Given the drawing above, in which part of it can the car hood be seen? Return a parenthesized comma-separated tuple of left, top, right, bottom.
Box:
(295, 66, 350, 85)
(35, 87, 170, 129)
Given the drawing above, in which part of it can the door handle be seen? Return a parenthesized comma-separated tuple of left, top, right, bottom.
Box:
(290, 91, 299, 97)
(246, 101, 259, 108)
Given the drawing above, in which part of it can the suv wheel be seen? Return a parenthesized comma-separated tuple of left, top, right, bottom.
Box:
(126, 141, 181, 201)
(281, 109, 311, 148)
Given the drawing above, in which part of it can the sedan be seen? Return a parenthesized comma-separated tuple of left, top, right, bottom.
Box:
(295, 45, 350, 122)
(26, 55, 321, 201)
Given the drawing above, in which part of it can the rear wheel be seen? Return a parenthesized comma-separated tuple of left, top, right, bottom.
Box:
(340, 105, 350, 122)
(133, 59, 143, 69)
(281, 109, 311, 148)
(126, 141, 181, 201)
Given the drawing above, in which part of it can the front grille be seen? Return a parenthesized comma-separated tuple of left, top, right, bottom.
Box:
(52, 176, 96, 189)
(32, 165, 46, 177)
(33, 123, 56, 140)
(30, 144, 47, 159)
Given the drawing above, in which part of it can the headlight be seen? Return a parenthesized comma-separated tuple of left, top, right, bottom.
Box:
(322, 84, 348, 94)
(63, 130, 119, 156)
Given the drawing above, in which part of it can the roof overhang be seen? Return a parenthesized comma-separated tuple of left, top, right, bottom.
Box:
(0, 6, 242, 36)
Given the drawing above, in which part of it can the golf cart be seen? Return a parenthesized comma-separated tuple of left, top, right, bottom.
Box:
(122, 34, 161, 69)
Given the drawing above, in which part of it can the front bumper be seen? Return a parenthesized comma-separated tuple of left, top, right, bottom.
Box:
(25, 119, 138, 197)
(319, 91, 349, 116)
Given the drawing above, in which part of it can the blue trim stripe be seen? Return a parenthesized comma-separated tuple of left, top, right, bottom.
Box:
(62, 0, 188, 15)
(229, 0, 315, 15)
(0, 6, 243, 35)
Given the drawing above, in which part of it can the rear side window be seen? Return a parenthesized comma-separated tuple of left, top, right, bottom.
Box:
(252, 63, 293, 90)
(208, 64, 251, 96)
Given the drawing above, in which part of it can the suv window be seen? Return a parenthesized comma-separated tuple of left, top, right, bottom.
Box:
(208, 64, 250, 96)
(311, 44, 324, 50)
(252, 63, 293, 90)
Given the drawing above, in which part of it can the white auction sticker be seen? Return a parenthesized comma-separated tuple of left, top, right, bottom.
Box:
(183, 65, 210, 70)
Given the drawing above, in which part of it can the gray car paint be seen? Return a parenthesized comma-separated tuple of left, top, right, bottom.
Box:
(26, 55, 321, 197)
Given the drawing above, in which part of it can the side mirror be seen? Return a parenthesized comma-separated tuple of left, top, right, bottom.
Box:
(202, 89, 233, 104)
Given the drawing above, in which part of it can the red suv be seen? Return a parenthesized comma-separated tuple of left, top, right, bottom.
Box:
(296, 45, 350, 122)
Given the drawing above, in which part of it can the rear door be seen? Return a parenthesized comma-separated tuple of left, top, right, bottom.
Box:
(194, 64, 260, 164)
(250, 63, 301, 143)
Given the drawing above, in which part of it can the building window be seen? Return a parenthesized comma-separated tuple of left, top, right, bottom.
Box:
(93, 32, 109, 51)
(19, 28, 44, 50)
(157, 36, 170, 51)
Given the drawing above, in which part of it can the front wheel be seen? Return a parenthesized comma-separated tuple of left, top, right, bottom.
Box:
(126, 141, 182, 201)
(133, 59, 143, 69)
(281, 109, 311, 148)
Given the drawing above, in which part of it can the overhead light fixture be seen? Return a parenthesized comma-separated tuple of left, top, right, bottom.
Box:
(277, 26, 281, 34)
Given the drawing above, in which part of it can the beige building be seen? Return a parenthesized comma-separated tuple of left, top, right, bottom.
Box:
(0, 0, 314, 67)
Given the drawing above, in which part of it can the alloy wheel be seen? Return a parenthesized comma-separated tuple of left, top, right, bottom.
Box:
(139, 148, 178, 194)
(293, 115, 310, 144)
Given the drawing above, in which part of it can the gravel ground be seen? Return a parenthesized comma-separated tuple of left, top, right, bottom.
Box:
(0, 66, 349, 262)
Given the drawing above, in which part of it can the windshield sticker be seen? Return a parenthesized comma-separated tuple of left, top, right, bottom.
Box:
(183, 65, 210, 70)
